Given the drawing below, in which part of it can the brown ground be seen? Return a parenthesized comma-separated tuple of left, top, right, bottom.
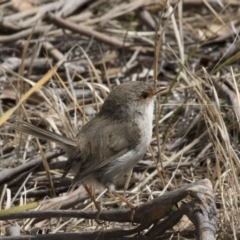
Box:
(0, 0, 240, 239)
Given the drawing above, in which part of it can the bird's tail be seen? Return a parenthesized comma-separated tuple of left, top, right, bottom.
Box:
(8, 121, 78, 148)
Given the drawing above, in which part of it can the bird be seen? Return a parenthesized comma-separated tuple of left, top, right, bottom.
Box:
(9, 81, 165, 222)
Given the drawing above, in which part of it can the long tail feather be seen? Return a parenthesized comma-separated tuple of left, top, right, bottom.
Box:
(8, 121, 78, 148)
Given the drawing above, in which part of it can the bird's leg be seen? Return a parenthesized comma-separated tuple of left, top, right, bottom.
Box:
(83, 185, 103, 224)
(122, 169, 133, 207)
(112, 191, 136, 222)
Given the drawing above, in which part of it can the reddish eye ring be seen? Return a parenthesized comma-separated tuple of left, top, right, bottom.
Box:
(140, 92, 149, 99)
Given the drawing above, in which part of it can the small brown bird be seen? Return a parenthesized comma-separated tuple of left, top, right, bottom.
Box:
(10, 81, 165, 220)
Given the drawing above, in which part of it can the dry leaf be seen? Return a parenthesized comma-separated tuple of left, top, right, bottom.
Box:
(0, 88, 45, 105)
(12, 0, 33, 12)
(205, 24, 231, 38)
(173, 215, 192, 231)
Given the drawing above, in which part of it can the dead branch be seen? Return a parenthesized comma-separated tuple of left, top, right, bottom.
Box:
(0, 179, 217, 239)
(47, 13, 131, 49)
(0, 150, 64, 185)
(0, 26, 52, 43)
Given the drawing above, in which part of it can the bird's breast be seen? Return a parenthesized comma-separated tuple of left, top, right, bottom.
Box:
(100, 105, 154, 185)
(137, 101, 154, 147)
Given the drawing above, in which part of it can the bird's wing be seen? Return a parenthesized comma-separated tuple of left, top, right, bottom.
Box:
(63, 117, 140, 183)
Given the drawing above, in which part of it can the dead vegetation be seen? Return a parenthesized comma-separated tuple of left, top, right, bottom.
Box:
(0, 0, 240, 239)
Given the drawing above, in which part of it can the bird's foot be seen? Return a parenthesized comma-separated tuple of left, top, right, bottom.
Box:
(112, 191, 137, 223)
(94, 203, 104, 224)
(84, 185, 104, 224)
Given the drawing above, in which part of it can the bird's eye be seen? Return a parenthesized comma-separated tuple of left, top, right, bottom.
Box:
(140, 92, 149, 99)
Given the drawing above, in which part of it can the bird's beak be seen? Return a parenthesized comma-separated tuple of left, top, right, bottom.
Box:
(153, 86, 167, 95)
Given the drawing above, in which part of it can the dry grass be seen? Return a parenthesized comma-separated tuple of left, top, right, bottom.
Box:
(0, 0, 240, 239)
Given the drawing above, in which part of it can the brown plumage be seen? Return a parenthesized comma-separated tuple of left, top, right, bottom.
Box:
(10, 81, 165, 192)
